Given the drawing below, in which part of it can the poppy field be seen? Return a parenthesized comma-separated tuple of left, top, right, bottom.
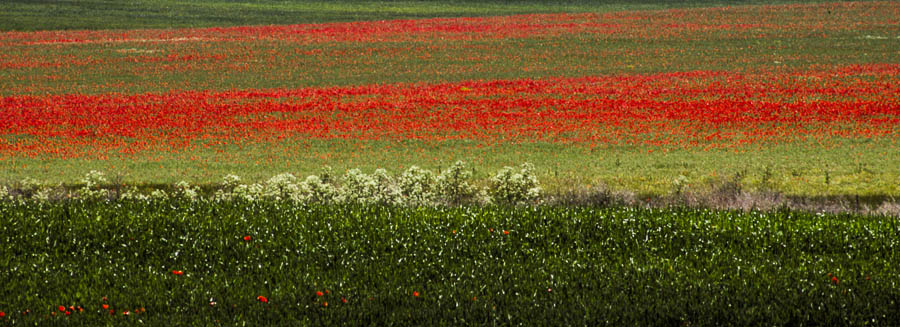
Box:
(1, 1, 898, 196)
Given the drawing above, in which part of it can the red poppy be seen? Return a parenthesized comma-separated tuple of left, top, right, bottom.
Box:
(58, 306, 65, 312)
(503, 230, 509, 235)
(0, 311, 5, 318)
(832, 276, 839, 285)
(325, 289, 330, 295)
(316, 291, 324, 297)
(65, 311, 71, 316)
(323, 302, 328, 307)
(452, 230, 457, 235)
(172, 270, 183, 275)
(102, 304, 109, 310)
(413, 291, 420, 297)
(243, 236, 251, 241)
(341, 297, 347, 304)
(257, 296, 268, 303)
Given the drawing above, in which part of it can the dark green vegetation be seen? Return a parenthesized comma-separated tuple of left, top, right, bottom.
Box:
(1, 201, 898, 325)
(1, 0, 825, 32)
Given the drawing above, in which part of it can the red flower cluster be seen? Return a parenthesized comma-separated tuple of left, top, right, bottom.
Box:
(1, 65, 896, 158)
(2, 2, 894, 47)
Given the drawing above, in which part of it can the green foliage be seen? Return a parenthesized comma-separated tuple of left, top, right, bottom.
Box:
(488, 163, 541, 205)
(437, 161, 478, 205)
(0, 201, 898, 325)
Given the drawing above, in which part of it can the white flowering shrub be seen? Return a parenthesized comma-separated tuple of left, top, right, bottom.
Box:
(339, 169, 378, 204)
(475, 188, 493, 205)
(488, 163, 541, 205)
(78, 170, 109, 200)
(33, 187, 53, 202)
(299, 175, 337, 204)
(149, 189, 170, 200)
(120, 186, 149, 201)
(213, 174, 240, 201)
(399, 166, 438, 206)
(338, 169, 402, 205)
(436, 161, 477, 205)
(318, 166, 335, 184)
(263, 173, 300, 201)
(232, 183, 264, 202)
(18, 177, 41, 198)
(0, 162, 545, 205)
(174, 181, 201, 201)
(222, 174, 241, 189)
(371, 168, 402, 205)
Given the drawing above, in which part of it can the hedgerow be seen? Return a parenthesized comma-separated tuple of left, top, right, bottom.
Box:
(1, 161, 540, 207)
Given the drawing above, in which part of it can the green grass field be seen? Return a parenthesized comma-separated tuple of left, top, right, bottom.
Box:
(1, 0, 829, 32)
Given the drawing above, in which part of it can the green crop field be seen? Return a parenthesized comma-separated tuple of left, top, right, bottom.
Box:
(1, 202, 899, 325)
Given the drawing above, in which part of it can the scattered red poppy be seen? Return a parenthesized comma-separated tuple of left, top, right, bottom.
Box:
(489, 228, 494, 233)
(341, 297, 347, 304)
(257, 296, 268, 303)
(452, 230, 457, 235)
(58, 306, 65, 312)
(325, 289, 330, 295)
(102, 304, 109, 310)
(122, 310, 130, 316)
(172, 270, 184, 275)
(102, 296, 108, 302)
(413, 291, 420, 297)
(65, 311, 71, 316)
(503, 230, 509, 235)
(832, 276, 839, 285)
(323, 302, 328, 307)
(0, 311, 5, 318)
(243, 236, 251, 241)
(109, 310, 115, 315)
(316, 291, 324, 297)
